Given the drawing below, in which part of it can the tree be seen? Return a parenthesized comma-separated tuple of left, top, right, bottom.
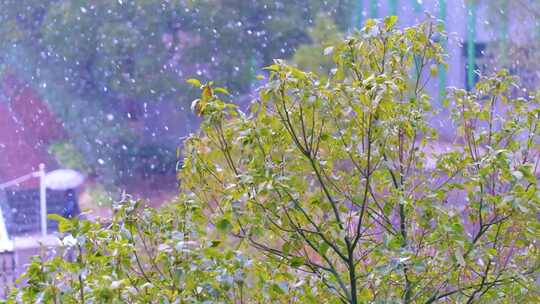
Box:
(6, 17, 540, 303)
(0, 0, 354, 187)
(182, 17, 539, 303)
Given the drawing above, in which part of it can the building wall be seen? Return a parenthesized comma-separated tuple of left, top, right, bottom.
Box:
(351, 0, 520, 99)
(0, 73, 64, 189)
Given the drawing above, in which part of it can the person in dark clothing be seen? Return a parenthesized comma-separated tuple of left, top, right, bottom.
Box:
(62, 189, 80, 218)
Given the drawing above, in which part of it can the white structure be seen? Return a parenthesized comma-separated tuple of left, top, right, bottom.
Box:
(0, 207, 13, 253)
(0, 164, 84, 239)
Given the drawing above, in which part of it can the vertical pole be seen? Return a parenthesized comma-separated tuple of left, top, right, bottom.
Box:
(390, 0, 398, 16)
(439, 0, 447, 101)
(412, 0, 422, 82)
(413, 0, 422, 13)
(39, 163, 47, 237)
(352, 0, 363, 28)
(370, 0, 377, 18)
(466, 1, 477, 91)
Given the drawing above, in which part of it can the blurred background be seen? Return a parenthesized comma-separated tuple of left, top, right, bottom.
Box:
(0, 0, 538, 221)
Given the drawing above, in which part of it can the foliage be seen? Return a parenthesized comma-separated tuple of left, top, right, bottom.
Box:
(48, 141, 90, 175)
(113, 141, 178, 176)
(84, 183, 116, 209)
(6, 17, 540, 303)
(4, 198, 328, 303)
(181, 17, 540, 303)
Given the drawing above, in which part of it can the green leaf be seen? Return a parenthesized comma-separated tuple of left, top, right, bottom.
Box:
(364, 19, 376, 29)
(430, 64, 438, 77)
(289, 256, 305, 267)
(186, 78, 202, 87)
(48, 214, 72, 233)
(384, 15, 398, 29)
(269, 283, 285, 295)
(319, 242, 330, 255)
(263, 64, 279, 71)
(48, 213, 65, 222)
(214, 87, 230, 95)
(358, 287, 372, 301)
(216, 218, 232, 232)
(282, 242, 291, 254)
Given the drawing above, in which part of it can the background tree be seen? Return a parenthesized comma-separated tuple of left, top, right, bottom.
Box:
(292, 16, 343, 76)
(0, 0, 354, 187)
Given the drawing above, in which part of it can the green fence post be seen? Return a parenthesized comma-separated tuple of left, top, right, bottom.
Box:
(352, 0, 364, 28)
(466, 1, 477, 90)
(413, 0, 422, 13)
(390, 0, 398, 16)
(370, 0, 378, 18)
(439, 0, 447, 101)
(501, 0, 509, 65)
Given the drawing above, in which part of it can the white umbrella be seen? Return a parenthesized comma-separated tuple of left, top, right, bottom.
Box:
(44, 169, 85, 190)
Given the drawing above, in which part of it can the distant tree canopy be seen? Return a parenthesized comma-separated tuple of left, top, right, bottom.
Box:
(292, 16, 343, 76)
(0, 0, 353, 185)
(1, 0, 353, 101)
(7, 17, 539, 304)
